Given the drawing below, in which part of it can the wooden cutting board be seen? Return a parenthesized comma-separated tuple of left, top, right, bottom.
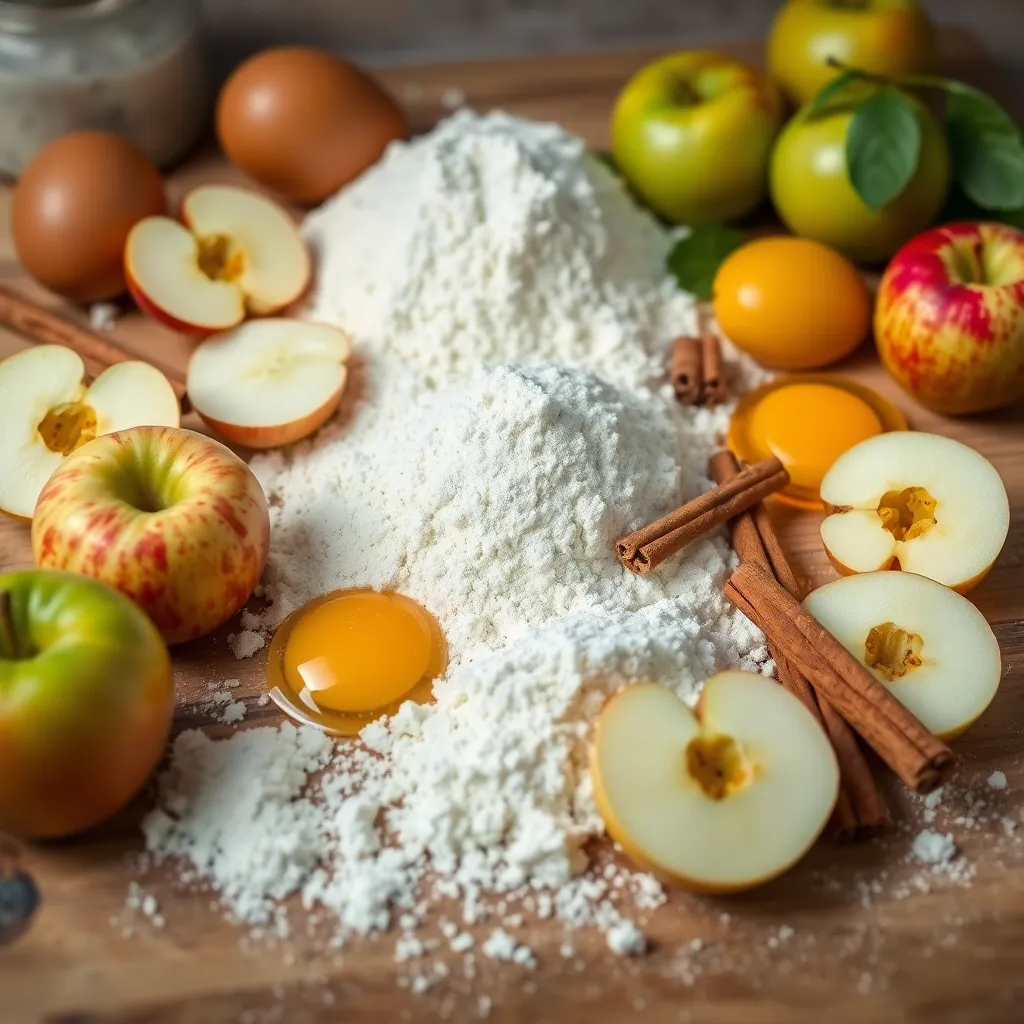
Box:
(3, 27, 1024, 1024)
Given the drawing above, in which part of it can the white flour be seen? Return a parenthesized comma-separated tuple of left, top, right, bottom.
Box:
(143, 111, 767, 956)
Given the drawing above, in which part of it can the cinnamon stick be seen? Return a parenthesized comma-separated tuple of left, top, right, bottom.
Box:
(616, 457, 789, 575)
(725, 561, 953, 794)
(0, 287, 188, 406)
(670, 336, 703, 404)
(700, 332, 725, 407)
(708, 451, 889, 841)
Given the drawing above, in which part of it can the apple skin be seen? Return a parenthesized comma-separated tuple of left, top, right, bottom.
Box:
(875, 222, 1024, 414)
(768, 0, 938, 108)
(770, 90, 950, 263)
(611, 51, 783, 224)
(32, 426, 270, 645)
(0, 569, 173, 839)
(196, 385, 345, 449)
(124, 268, 230, 339)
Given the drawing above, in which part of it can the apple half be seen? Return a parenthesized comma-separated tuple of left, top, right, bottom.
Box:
(804, 572, 1001, 741)
(590, 672, 839, 893)
(0, 345, 180, 520)
(125, 185, 310, 336)
(186, 319, 351, 449)
(820, 432, 1009, 594)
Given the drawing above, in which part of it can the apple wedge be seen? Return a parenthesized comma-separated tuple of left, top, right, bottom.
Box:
(590, 673, 838, 893)
(125, 185, 310, 336)
(186, 319, 351, 448)
(0, 345, 179, 520)
(804, 572, 1001, 741)
(820, 432, 1009, 594)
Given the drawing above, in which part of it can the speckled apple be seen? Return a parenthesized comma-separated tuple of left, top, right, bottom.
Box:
(32, 426, 270, 645)
(875, 222, 1024, 414)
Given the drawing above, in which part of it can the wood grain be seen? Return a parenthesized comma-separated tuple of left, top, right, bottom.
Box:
(3, 27, 1024, 1024)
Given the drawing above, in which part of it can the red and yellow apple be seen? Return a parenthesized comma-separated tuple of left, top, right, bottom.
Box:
(125, 185, 310, 336)
(875, 222, 1024, 413)
(0, 569, 173, 839)
(32, 426, 270, 645)
(770, 89, 950, 263)
(768, 0, 938, 108)
(610, 51, 783, 223)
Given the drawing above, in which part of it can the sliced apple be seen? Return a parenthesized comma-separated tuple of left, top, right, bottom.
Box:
(804, 572, 1001, 741)
(820, 432, 1009, 594)
(125, 185, 310, 336)
(186, 319, 351, 449)
(590, 673, 838, 893)
(0, 345, 180, 519)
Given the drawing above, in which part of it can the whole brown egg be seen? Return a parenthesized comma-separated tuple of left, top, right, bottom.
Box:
(216, 47, 409, 204)
(12, 132, 166, 302)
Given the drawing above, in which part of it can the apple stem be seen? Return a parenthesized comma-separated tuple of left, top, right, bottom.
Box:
(0, 591, 19, 661)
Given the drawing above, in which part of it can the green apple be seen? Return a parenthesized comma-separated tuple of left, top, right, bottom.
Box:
(0, 569, 173, 839)
(611, 50, 783, 223)
(768, 0, 938, 108)
(32, 426, 270, 645)
(770, 91, 950, 263)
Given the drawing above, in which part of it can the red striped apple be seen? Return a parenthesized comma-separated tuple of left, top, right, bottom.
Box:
(31, 426, 270, 645)
(125, 185, 310, 336)
(875, 222, 1024, 414)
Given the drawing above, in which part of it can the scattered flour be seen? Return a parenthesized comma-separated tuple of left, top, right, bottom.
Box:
(911, 830, 957, 866)
(142, 111, 767, 963)
(987, 771, 1008, 791)
(89, 302, 118, 331)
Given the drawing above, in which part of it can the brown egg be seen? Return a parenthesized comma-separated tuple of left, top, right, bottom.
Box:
(216, 47, 409, 204)
(12, 131, 166, 303)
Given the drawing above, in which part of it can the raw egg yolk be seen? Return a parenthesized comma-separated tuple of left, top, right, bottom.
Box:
(283, 590, 443, 714)
(749, 383, 883, 492)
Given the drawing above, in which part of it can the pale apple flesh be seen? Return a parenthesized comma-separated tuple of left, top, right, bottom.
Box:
(803, 572, 1001, 741)
(875, 222, 1024, 415)
(820, 431, 1009, 593)
(0, 345, 180, 520)
(590, 673, 839, 893)
(32, 426, 270, 645)
(186, 319, 352, 448)
(125, 185, 310, 335)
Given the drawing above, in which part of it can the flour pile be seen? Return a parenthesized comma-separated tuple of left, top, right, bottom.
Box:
(142, 111, 767, 956)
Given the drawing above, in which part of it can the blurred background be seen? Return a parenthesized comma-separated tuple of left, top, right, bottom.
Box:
(207, 1, 1023, 82)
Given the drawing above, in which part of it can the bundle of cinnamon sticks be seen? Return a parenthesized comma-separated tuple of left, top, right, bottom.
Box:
(616, 448, 956, 842)
(671, 331, 726, 407)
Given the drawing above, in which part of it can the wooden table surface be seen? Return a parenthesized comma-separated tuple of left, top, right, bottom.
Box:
(4, 28, 1024, 1024)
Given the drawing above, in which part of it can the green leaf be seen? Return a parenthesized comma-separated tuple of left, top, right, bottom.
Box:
(945, 87, 1024, 211)
(846, 87, 922, 211)
(804, 68, 865, 119)
(666, 224, 745, 300)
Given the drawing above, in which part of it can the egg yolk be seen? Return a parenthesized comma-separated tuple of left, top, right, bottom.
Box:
(748, 383, 883, 492)
(282, 590, 446, 716)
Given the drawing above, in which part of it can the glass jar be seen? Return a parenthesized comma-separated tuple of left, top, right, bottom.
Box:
(0, 0, 208, 177)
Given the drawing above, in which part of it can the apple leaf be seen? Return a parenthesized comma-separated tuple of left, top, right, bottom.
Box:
(846, 87, 922, 211)
(666, 224, 745, 301)
(944, 86, 1024, 211)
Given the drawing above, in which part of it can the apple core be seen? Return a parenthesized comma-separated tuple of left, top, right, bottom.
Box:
(37, 400, 98, 456)
(876, 486, 936, 542)
(865, 621, 924, 681)
(685, 733, 752, 800)
(196, 234, 246, 283)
